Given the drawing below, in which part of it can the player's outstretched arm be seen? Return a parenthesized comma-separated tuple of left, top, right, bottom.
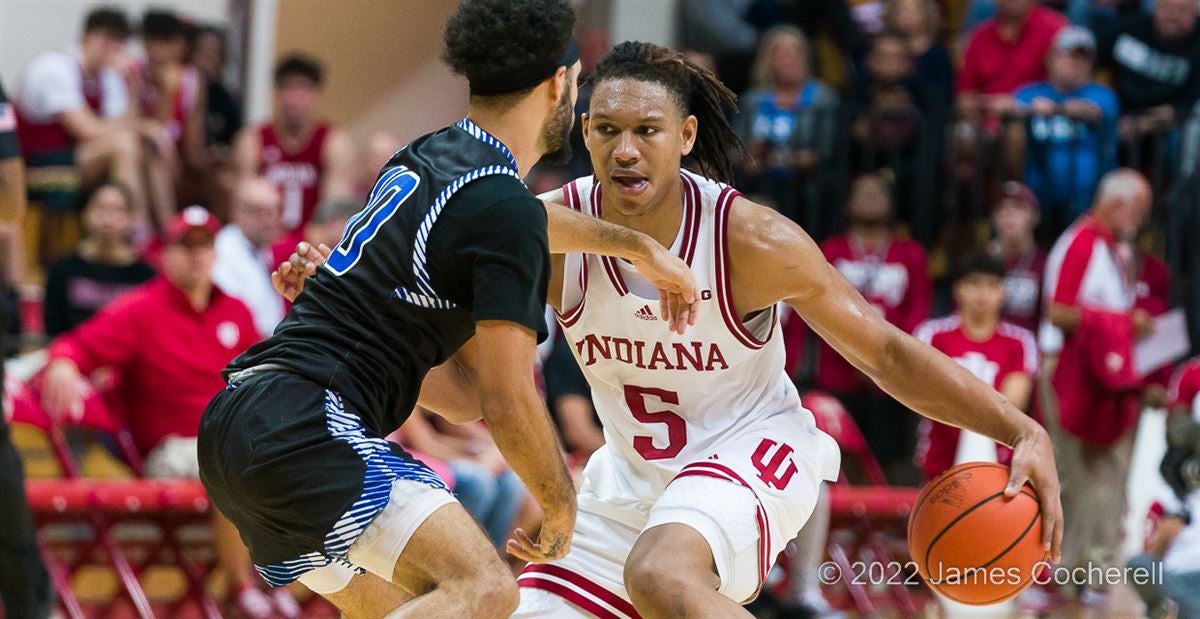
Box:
(540, 192, 698, 335)
(464, 321, 576, 563)
(728, 197, 1063, 562)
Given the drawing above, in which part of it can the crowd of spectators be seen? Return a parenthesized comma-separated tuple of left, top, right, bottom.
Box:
(0, 1, 1198, 617)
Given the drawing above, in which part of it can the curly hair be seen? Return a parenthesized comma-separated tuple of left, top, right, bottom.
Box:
(442, 0, 576, 103)
(587, 42, 746, 184)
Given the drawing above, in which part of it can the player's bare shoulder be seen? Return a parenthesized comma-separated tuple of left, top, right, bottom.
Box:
(724, 194, 830, 311)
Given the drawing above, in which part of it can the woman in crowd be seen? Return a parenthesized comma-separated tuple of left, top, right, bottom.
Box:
(734, 25, 839, 229)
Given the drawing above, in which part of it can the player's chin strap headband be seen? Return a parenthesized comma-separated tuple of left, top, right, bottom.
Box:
(468, 37, 580, 96)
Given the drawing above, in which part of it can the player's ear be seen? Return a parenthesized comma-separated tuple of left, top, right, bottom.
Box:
(550, 65, 569, 104)
(581, 112, 591, 140)
(680, 115, 698, 157)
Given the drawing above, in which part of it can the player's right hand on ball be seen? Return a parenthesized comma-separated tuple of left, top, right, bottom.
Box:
(271, 241, 332, 301)
(506, 513, 573, 564)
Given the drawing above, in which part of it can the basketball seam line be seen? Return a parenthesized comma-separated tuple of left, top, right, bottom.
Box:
(922, 489, 1006, 580)
(908, 462, 995, 542)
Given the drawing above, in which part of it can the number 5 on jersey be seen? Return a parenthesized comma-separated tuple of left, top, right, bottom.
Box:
(325, 167, 421, 275)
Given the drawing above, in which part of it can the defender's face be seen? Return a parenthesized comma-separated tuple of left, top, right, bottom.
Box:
(584, 78, 695, 216)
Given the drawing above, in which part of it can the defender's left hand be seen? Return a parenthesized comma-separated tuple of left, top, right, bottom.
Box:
(1005, 425, 1063, 563)
(628, 243, 699, 336)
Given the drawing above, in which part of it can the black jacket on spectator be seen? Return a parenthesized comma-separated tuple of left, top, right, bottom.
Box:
(1098, 9, 1200, 115)
(43, 255, 156, 337)
(205, 81, 242, 148)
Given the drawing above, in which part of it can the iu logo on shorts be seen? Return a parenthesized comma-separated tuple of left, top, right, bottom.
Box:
(751, 438, 799, 490)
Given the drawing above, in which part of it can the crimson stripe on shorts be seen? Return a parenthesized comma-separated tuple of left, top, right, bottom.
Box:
(674, 461, 773, 594)
(520, 564, 641, 618)
(518, 576, 626, 619)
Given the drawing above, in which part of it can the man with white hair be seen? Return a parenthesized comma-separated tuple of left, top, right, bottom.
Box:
(1041, 168, 1154, 607)
(213, 177, 285, 337)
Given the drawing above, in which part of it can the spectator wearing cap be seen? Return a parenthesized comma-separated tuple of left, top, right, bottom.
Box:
(914, 253, 1038, 481)
(1168, 357, 1200, 420)
(987, 182, 1047, 332)
(213, 178, 284, 337)
(14, 7, 177, 249)
(39, 207, 290, 618)
(957, 0, 1068, 118)
(1097, 0, 1200, 137)
(43, 182, 155, 337)
(1041, 169, 1153, 605)
(1012, 26, 1120, 236)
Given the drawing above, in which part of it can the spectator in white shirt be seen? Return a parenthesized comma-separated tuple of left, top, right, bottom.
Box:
(213, 178, 283, 337)
(15, 7, 177, 241)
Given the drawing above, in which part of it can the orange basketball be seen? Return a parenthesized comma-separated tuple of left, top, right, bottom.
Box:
(907, 462, 1047, 605)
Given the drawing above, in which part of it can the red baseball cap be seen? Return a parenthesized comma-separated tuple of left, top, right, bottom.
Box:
(995, 181, 1039, 214)
(164, 205, 221, 245)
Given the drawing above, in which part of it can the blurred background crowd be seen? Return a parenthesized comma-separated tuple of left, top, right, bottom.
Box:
(0, 0, 1198, 617)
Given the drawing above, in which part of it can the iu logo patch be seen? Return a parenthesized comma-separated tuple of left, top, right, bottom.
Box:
(217, 321, 240, 349)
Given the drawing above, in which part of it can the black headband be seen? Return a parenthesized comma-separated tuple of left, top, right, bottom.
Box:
(469, 38, 580, 96)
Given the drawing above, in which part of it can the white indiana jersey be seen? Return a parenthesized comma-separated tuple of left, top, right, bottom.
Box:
(555, 170, 840, 524)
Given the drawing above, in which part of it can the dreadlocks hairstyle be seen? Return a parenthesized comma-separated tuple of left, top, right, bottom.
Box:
(587, 41, 746, 184)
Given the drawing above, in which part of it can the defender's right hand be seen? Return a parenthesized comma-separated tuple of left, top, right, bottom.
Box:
(507, 512, 574, 564)
(271, 242, 332, 301)
(629, 243, 699, 336)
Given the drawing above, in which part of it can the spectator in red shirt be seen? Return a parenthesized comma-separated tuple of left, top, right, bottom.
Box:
(915, 253, 1039, 481)
(1042, 169, 1152, 605)
(40, 207, 292, 618)
(987, 182, 1046, 332)
(818, 173, 931, 478)
(1121, 240, 1173, 407)
(957, 0, 1068, 120)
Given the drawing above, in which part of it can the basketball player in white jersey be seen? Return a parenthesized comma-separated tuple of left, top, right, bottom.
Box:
(277, 42, 1063, 619)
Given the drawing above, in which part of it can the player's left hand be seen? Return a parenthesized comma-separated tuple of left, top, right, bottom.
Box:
(629, 243, 699, 336)
(271, 242, 332, 301)
(1005, 424, 1063, 564)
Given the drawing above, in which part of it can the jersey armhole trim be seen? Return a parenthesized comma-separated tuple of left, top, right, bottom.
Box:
(556, 180, 588, 326)
(715, 187, 775, 350)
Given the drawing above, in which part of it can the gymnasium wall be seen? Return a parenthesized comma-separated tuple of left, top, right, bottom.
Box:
(272, 0, 467, 146)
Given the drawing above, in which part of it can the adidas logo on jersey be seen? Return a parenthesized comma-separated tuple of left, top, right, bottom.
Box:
(635, 305, 657, 321)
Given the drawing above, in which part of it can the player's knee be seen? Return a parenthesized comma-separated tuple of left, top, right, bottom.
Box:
(623, 544, 686, 607)
(469, 567, 519, 617)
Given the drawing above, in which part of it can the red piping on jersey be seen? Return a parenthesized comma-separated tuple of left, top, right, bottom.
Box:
(556, 180, 588, 327)
(679, 173, 702, 267)
(518, 564, 642, 618)
(674, 460, 771, 598)
(594, 173, 702, 296)
(591, 183, 631, 297)
(714, 187, 775, 350)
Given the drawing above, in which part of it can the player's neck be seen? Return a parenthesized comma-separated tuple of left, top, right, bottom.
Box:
(601, 175, 685, 250)
(961, 312, 999, 342)
(275, 119, 315, 145)
(465, 106, 543, 178)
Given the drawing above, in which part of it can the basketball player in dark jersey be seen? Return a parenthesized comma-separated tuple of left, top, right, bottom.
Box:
(198, 1, 698, 616)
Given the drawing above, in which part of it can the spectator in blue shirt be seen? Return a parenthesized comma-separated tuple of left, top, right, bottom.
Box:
(1012, 26, 1120, 239)
(733, 25, 838, 226)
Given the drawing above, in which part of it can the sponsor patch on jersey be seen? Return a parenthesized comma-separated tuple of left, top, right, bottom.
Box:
(635, 305, 657, 321)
